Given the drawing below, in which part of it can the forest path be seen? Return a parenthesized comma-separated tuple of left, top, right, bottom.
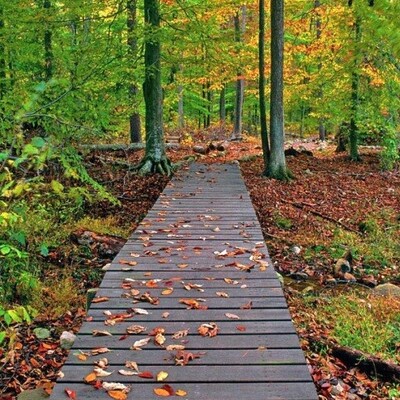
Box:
(50, 163, 317, 400)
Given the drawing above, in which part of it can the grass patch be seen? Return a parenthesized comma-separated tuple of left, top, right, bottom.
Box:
(273, 212, 293, 230)
(72, 215, 130, 238)
(314, 290, 400, 362)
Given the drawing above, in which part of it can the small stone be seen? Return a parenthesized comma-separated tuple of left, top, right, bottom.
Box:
(291, 246, 301, 255)
(102, 263, 111, 271)
(60, 331, 76, 350)
(374, 283, 400, 298)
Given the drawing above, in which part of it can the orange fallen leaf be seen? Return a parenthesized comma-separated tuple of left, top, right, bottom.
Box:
(83, 372, 97, 383)
(108, 390, 127, 400)
(236, 325, 247, 332)
(65, 389, 76, 400)
(178, 263, 189, 269)
(154, 388, 171, 397)
(92, 296, 109, 303)
(176, 389, 187, 397)
(162, 288, 174, 295)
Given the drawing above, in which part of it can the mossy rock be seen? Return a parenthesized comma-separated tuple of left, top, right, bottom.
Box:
(374, 283, 400, 297)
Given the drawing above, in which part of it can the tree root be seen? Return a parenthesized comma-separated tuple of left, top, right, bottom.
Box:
(136, 156, 174, 176)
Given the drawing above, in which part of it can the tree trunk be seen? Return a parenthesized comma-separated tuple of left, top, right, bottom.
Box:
(267, 0, 291, 180)
(178, 68, 184, 129)
(219, 84, 226, 124)
(44, 0, 53, 81)
(232, 7, 246, 141)
(0, 8, 6, 103)
(315, 0, 326, 141)
(259, 0, 270, 171)
(138, 0, 171, 175)
(127, 0, 141, 143)
(349, 15, 361, 161)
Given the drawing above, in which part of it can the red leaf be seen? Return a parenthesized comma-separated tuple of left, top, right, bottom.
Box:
(65, 389, 77, 400)
(138, 371, 154, 379)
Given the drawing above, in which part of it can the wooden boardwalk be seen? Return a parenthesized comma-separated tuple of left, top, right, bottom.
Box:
(50, 163, 317, 400)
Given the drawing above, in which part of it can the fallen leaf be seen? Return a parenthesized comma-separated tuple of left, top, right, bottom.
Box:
(175, 350, 203, 366)
(178, 263, 189, 269)
(157, 371, 169, 381)
(126, 325, 146, 334)
(197, 323, 219, 337)
(83, 372, 97, 383)
(131, 337, 151, 350)
(236, 325, 247, 332)
(92, 296, 110, 303)
(166, 344, 185, 351)
(155, 332, 166, 346)
(162, 312, 170, 319)
(172, 329, 189, 339)
(91, 347, 111, 355)
(93, 330, 112, 336)
(108, 390, 127, 400)
(162, 288, 174, 295)
(95, 358, 109, 368)
(176, 389, 187, 397)
(225, 313, 240, 320)
(64, 389, 76, 400)
(125, 361, 139, 372)
(132, 308, 149, 315)
(216, 291, 229, 298)
(138, 371, 154, 379)
(103, 382, 129, 391)
(94, 367, 114, 377)
(154, 388, 171, 397)
(240, 301, 253, 310)
(118, 369, 137, 376)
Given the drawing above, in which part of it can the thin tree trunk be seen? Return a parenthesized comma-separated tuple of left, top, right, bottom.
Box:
(138, 0, 171, 175)
(127, 0, 141, 143)
(207, 81, 212, 127)
(259, 0, 270, 171)
(349, 16, 361, 161)
(0, 8, 6, 103)
(232, 7, 246, 141)
(178, 84, 184, 129)
(219, 84, 226, 124)
(44, 0, 53, 81)
(315, 0, 326, 141)
(267, 0, 291, 180)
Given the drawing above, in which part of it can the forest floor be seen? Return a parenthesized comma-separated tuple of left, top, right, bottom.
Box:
(1, 131, 399, 400)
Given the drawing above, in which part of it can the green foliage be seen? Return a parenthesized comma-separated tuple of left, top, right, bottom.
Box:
(0, 304, 37, 346)
(273, 212, 293, 230)
(331, 210, 400, 271)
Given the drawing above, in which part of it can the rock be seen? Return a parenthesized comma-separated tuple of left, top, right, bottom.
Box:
(33, 327, 51, 340)
(333, 258, 351, 277)
(17, 388, 49, 399)
(60, 331, 76, 350)
(374, 283, 400, 297)
(291, 245, 301, 255)
(289, 272, 309, 281)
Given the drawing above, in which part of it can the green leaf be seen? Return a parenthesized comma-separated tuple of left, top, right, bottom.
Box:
(0, 331, 6, 344)
(0, 245, 11, 255)
(31, 137, 46, 149)
(51, 180, 64, 194)
(33, 327, 51, 339)
(7, 310, 22, 323)
(39, 244, 49, 257)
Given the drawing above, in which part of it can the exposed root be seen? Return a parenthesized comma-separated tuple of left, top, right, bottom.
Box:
(136, 156, 173, 176)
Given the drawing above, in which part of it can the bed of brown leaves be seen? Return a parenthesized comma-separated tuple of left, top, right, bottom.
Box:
(1, 132, 399, 399)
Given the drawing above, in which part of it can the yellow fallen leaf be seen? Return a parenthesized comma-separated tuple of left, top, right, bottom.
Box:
(156, 371, 169, 381)
(162, 288, 174, 295)
(176, 389, 187, 397)
(83, 372, 97, 383)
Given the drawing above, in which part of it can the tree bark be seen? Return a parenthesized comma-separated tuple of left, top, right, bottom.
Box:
(259, 0, 270, 171)
(0, 8, 6, 103)
(232, 7, 246, 141)
(219, 84, 226, 124)
(349, 16, 361, 161)
(315, 0, 326, 141)
(44, 0, 53, 81)
(138, 0, 172, 175)
(127, 0, 141, 143)
(267, 0, 291, 180)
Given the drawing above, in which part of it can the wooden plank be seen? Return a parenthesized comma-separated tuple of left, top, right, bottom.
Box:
(51, 382, 318, 400)
(77, 320, 296, 335)
(88, 297, 287, 310)
(56, 364, 313, 383)
(87, 308, 293, 322)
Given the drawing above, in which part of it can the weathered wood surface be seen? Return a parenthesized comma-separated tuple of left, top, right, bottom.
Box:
(50, 163, 317, 400)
